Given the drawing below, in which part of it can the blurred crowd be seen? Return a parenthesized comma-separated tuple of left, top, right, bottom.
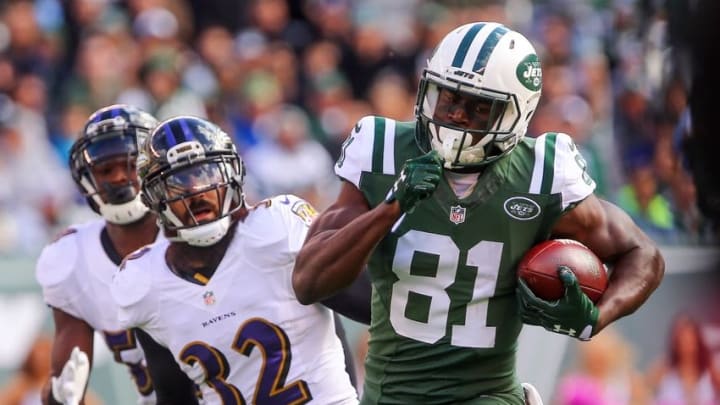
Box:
(553, 312, 720, 405)
(0, 0, 715, 256)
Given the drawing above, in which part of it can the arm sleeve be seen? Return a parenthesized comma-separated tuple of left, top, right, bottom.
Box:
(134, 328, 199, 405)
(111, 254, 154, 329)
(550, 133, 596, 209)
(35, 230, 84, 319)
(280, 195, 317, 254)
(334, 116, 377, 187)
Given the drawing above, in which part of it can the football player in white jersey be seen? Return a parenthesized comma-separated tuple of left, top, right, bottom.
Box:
(36, 105, 197, 405)
(111, 116, 362, 405)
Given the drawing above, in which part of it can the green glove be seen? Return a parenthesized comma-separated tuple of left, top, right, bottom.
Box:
(385, 150, 443, 213)
(517, 266, 599, 341)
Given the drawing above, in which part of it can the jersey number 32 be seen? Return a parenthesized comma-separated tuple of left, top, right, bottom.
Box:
(180, 318, 312, 405)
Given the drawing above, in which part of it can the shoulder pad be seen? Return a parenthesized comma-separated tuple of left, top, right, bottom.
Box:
(335, 115, 399, 187)
(267, 194, 317, 227)
(35, 227, 80, 288)
(242, 194, 312, 261)
(529, 132, 595, 208)
(248, 194, 316, 230)
(111, 245, 154, 308)
(51, 227, 78, 243)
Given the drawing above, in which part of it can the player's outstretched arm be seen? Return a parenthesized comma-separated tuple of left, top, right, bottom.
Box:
(550, 195, 665, 335)
(43, 309, 94, 405)
(293, 150, 443, 304)
(293, 181, 400, 304)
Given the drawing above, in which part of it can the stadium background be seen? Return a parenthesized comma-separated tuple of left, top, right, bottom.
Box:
(0, 0, 718, 403)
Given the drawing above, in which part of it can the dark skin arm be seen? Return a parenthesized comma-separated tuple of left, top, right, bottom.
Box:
(42, 308, 94, 405)
(293, 181, 399, 304)
(550, 195, 665, 334)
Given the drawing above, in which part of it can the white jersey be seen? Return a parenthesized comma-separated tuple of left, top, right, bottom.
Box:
(35, 218, 159, 398)
(112, 195, 358, 405)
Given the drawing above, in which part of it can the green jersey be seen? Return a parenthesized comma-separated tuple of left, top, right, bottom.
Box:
(336, 116, 596, 404)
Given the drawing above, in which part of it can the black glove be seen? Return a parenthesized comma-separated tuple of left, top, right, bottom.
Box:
(385, 150, 443, 213)
(517, 266, 599, 341)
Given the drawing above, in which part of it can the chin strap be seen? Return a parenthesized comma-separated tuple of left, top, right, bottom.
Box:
(161, 181, 242, 246)
(168, 216, 231, 246)
(432, 125, 490, 168)
(80, 176, 149, 225)
(98, 195, 149, 225)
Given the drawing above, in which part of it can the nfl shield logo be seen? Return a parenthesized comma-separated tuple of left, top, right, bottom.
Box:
(449, 205, 466, 224)
(203, 291, 215, 306)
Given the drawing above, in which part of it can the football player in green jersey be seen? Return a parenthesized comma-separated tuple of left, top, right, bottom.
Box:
(292, 22, 664, 404)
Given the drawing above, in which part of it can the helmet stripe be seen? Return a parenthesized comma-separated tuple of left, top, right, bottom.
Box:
(472, 25, 509, 72)
(179, 118, 195, 142)
(170, 120, 186, 143)
(162, 122, 176, 147)
(451, 23, 485, 67)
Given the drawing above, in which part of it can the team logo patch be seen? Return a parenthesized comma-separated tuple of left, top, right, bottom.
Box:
(203, 291, 216, 306)
(449, 205, 466, 224)
(291, 200, 318, 226)
(516, 54, 542, 91)
(503, 197, 541, 220)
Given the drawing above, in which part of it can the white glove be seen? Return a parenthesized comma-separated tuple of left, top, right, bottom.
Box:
(180, 361, 206, 385)
(51, 347, 90, 405)
(522, 382, 544, 405)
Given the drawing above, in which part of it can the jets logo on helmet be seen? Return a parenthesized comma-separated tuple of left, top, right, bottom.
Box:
(415, 22, 542, 170)
(140, 116, 245, 246)
(517, 54, 542, 91)
(69, 104, 158, 224)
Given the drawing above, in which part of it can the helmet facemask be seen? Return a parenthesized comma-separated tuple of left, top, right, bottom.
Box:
(414, 22, 543, 171)
(70, 129, 150, 224)
(142, 143, 245, 247)
(415, 72, 521, 171)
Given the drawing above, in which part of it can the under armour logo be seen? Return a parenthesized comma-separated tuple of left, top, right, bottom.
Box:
(553, 324, 576, 337)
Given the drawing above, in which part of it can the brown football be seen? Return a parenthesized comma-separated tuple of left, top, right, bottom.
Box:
(517, 239, 607, 303)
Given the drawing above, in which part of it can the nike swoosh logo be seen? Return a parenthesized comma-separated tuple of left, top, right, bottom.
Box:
(280, 195, 291, 205)
(354, 121, 362, 133)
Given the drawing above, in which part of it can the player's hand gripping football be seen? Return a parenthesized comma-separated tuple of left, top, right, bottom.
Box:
(51, 347, 90, 405)
(385, 150, 443, 213)
(517, 266, 599, 341)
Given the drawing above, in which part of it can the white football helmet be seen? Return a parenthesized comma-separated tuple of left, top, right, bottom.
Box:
(415, 22, 542, 170)
(139, 116, 244, 246)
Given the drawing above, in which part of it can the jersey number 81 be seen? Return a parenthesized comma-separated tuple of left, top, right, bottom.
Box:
(390, 230, 503, 348)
